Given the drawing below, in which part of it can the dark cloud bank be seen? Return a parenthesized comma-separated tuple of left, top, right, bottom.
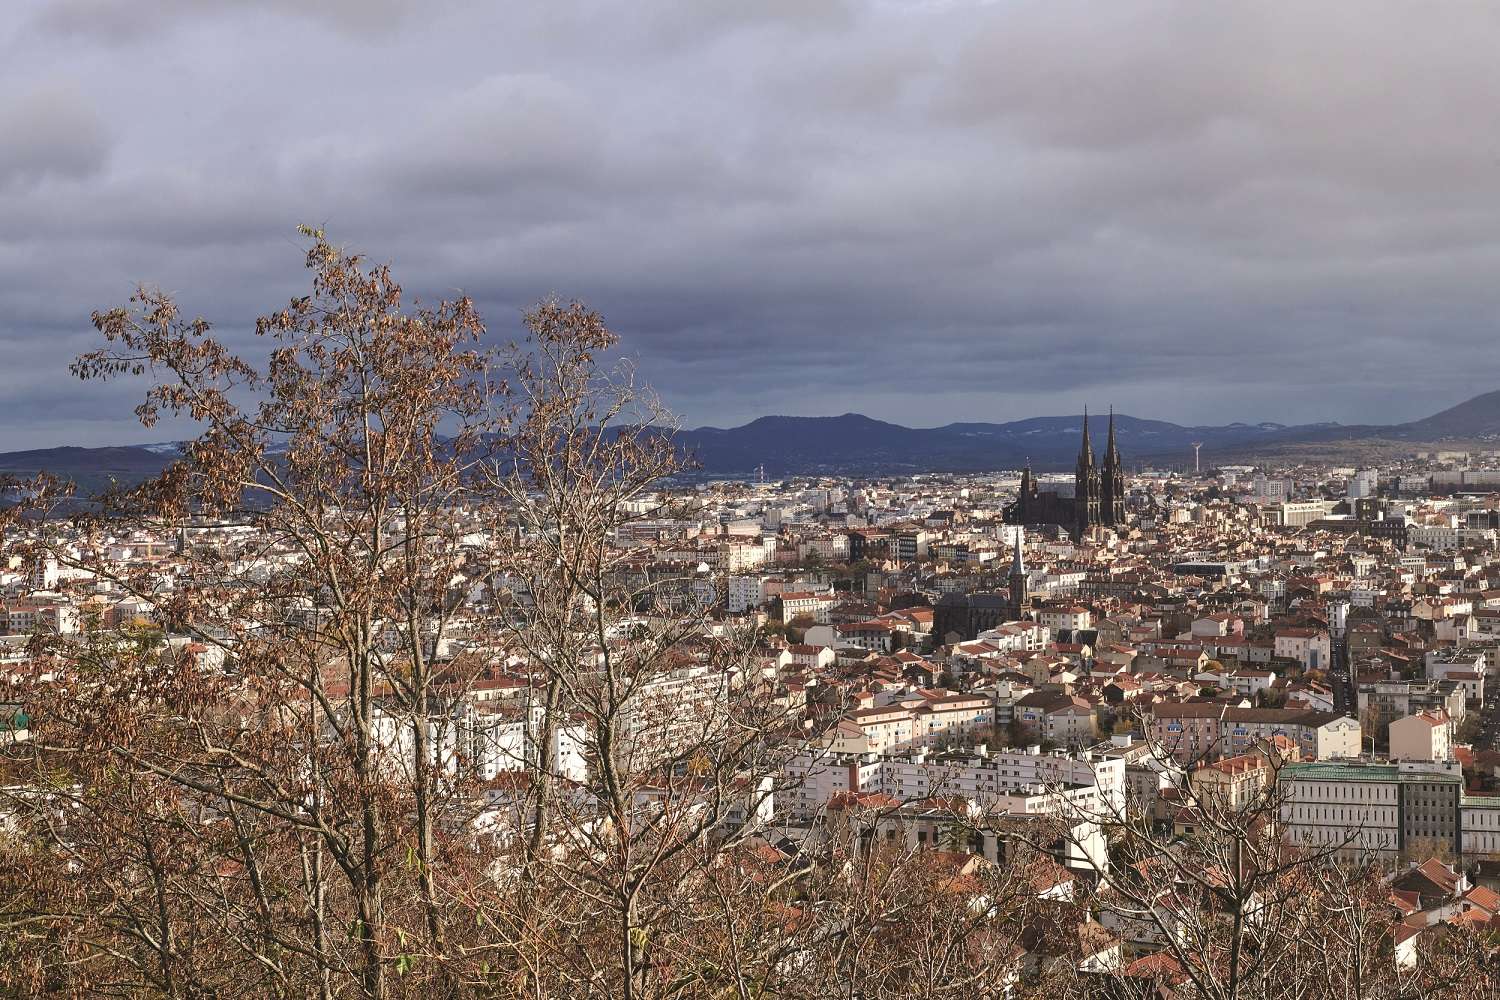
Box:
(3, 0, 1500, 448)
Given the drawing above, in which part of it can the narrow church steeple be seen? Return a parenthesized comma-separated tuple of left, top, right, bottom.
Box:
(1078, 406, 1093, 467)
(1009, 525, 1029, 619)
(1075, 407, 1100, 538)
(1102, 406, 1126, 527)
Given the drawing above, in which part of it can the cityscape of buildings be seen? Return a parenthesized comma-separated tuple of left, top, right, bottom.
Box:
(9, 417, 1500, 989)
(7, 0, 1500, 993)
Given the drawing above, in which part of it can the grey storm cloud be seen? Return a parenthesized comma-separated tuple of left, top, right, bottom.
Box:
(28, 0, 442, 40)
(3, 0, 1500, 449)
(0, 82, 110, 187)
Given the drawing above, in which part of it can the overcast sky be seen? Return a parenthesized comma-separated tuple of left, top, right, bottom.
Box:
(4, 0, 1500, 449)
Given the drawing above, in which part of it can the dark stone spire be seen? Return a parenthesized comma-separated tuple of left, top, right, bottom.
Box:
(1012, 457, 1040, 526)
(1102, 406, 1126, 527)
(1075, 407, 1100, 538)
(1078, 406, 1093, 469)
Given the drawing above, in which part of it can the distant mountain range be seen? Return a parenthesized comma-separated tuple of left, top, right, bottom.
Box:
(667, 389, 1500, 474)
(0, 446, 185, 496)
(5, 390, 1500, 489)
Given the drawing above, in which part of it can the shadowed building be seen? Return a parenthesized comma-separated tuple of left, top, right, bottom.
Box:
(1008, 408, 1127, 539)
(934, 592, 1012, 645)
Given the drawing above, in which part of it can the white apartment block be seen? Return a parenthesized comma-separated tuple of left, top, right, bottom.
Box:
(720, 540, 770, 573)
(1347, 468, 1379, 499)
(1036, 606, 1092, 633)
(727, 574, 772, 614)
(975, 622, 1049, 652)
(1461, 796, 1500, 857)
(1279, 762, 1462, 861)
(780, 591, 835, 624)
(783, 744, 1127, 821)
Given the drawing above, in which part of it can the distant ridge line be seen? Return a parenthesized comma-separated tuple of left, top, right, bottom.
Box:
(4, 390, 1499, 483)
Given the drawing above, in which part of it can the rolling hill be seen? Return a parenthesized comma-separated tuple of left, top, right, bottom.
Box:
(0, 446, 182, 497)
(1398, 390, 1500, 440)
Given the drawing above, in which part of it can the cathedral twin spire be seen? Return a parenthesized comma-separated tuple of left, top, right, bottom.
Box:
(1011, 407, 1126, 537)
(1076, 406, 1125, 536)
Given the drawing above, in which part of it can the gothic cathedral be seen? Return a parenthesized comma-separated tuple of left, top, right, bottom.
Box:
(1008, 408, 1127, 539)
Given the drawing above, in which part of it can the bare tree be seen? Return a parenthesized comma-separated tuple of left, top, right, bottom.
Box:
(4, 229, 506, 997)
(0, 233, 830, 1000)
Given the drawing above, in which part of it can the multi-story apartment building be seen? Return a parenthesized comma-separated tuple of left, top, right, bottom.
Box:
(1407, 524, 1460, 551)
(1189, 754, 1271, 811)
(1358, 679, 1467, 729)
(784, 744, 1127, 822)
(1145, 703, 1223, 762)
(1251, 476, 1292, 505)
(1268, 500, 1335, 528)
(719, 539, 770, 573)
(801, 535, 850, 563)
(1389, 711, 1453, 763)
(832, 706, 917, 755)
(3, 601, 80, 636)
(726, 574, 772, 614)
(779, 591, 835, 624)
(908, 693, 994, 747)
(1015, 692, 1099, 748)
(1460, 796, 1500, 857)
(833, 620, 895, 653)
(892, 530, 931, 564)
(1145, 704, 1360, 762)
(1279, 761, 1463, 860)
(1036, 605, 1093, 633)
(1273, 626, 1331, 670)
(1219, 707, 1361, 760)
